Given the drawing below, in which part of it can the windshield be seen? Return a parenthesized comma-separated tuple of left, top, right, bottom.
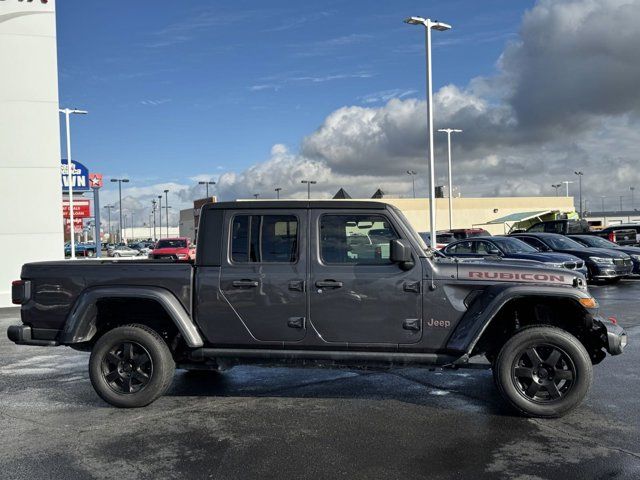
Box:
(156, 239, 187, 249)
(544, 235, 585, 250)
(574, 236, 617, 248)
(492, 237, 539, 253)
(392, 207, 429, 250)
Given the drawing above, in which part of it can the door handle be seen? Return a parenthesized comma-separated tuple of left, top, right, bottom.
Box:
(232, 280, 259, 288)
(315, 280, 343, 288)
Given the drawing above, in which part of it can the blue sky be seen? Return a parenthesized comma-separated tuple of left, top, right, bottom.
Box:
(57, 0, 530, 199)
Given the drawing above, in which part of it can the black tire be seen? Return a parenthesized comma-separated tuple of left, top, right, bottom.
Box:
(86, 250, 95, 258)
(89, 324, 175, 408)
(493, 326, 592, 418)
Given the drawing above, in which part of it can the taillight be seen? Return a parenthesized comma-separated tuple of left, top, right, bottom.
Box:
(608, 232, 615, 242)
(11, 280, 31, 305)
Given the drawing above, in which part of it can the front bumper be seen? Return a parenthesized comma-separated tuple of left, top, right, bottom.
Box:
(591, 264, 633, 279)
(7, 325, 59, 347)
(601, 320, 627, 355)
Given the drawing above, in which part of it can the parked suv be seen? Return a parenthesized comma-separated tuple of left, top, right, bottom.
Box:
(8, 201, 626, 418)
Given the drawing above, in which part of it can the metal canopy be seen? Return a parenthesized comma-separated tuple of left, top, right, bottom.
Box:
(484, 210, 553, 225)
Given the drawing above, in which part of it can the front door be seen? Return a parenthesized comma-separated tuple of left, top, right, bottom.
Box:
(309, 210, 423, 345)
(219, 210, 308, 342)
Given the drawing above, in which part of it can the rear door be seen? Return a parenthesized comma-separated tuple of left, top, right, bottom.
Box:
(308, 209, 423, 345)
(219, 209, 308, 342)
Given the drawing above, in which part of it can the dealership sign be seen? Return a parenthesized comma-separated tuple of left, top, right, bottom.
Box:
(89, 173, 103, 189)
(62, 199, 91, 219)
(61, 160, 91, 192)
(64, 218, 83, 234)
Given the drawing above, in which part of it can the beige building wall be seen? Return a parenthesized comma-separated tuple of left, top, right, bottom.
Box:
(380, 197, 576, 234)
(0, 1, 62, 306)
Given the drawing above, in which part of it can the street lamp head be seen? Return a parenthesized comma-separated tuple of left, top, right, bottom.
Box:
(404, 16, 426, 25)
(163, 189, 169, 193)
(122, 179, 129, 183)
(431, 21, 452, 31)
(574, 171, 583, 176)
(71, 109, 88, 115)
(110, 179, 117, 183)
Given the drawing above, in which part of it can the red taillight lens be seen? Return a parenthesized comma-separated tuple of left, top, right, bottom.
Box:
(11, 280, 26, 305)
(608, 232, 615, 242)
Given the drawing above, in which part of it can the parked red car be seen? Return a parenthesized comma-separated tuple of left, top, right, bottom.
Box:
(151, 237, 195, 260)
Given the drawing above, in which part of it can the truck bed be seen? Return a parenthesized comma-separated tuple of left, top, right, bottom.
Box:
(20, 260, 193, 330)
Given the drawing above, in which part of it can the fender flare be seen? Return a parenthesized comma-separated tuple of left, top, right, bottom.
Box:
(60, 286, 204, 347)
(446, 284, 593, 356)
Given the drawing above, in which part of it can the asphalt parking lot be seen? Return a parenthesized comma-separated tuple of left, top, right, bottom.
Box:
(1, 282, 639, 480)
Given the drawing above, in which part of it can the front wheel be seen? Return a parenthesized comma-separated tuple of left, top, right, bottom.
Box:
(89, 324, 175, 407)
(493, 326, 592, 418)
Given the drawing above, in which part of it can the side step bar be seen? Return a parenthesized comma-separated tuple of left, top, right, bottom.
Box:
(189, 347, 459, 366)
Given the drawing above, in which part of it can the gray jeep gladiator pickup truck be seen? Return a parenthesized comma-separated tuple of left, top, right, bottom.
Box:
(8, 201, 627, 417)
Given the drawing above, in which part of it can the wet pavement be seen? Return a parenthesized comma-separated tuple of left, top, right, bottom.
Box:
(1, 281, 639, 479)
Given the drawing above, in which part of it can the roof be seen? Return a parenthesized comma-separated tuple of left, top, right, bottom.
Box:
(333, 188, 352, 199)
(203, 200, 388, 211)
(484, 210, 553, 224)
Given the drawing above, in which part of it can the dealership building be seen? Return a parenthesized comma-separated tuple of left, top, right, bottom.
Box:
(0, 1, 62, 306)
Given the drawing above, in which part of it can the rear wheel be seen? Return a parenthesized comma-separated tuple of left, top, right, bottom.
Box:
(493, 326, 592, 418)
(89, 324, 175, 407)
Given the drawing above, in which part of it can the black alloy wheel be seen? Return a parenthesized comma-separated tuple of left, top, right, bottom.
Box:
(89, 324, 175, 407)
(493, 326, 592, 418)
(511, 344, 575, 402)
(101, 341, 153, 394)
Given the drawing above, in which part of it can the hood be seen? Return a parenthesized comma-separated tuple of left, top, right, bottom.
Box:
(506, 252, 582, 263)
(585, 247, 629, 258)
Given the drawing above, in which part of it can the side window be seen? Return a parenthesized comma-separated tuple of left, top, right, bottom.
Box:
(544, 221, 563, 234)
(527, 223, 545, 232)
(231, 215, 298, 263)
(475, 241, 491, 254)
(320, 214, 399, 264)
(447, 241, 473, 254)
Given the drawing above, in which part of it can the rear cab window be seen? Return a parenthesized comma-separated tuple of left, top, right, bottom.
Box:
(231, 215, 298, 263)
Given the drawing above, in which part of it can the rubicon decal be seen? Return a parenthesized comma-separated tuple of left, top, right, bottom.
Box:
(468, 271, 566, 283)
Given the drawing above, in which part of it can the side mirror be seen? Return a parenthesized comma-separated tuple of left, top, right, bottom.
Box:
(390, 239, 414, 270)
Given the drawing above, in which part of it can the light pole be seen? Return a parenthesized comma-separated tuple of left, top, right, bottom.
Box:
(406, 170, 417, 198)
(164, 189, 170, 237)
(404, 16, 451, 248)
(561, 180, 573, 197)
(151, 200, 157, 240)
(59, 108, 88, 259)
(158, 195, 163, 239)
(301, 180, 317, 199)
(619, 195, 624, 212)
(110, 178, 129, 243)
(104, 205, 114, 243)
(600, 196, 606, 212)
(574, 171, 583, 217)
(275, 187, 282, 199)
(438, 128, 462, 230)
(630, 186, 635, 210)
(551, 184, 562, 196)
(198, 180, 215, 198)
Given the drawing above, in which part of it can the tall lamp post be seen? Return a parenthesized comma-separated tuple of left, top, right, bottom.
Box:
(198, 180, 215, 198)
(164, 189, 170, 237)
(151, 200, 157, 240)
(406, 170, 417, 198)
(404, 16, 451, 248)
(110, 178, 129, 243)
(561, 180, 573, 197)
(574, 171, 583, 217)
(630, 186, 635, 210)
(59, 107, 88, 259)
(438, 128, 462, 230)
(104, 205, 115, 243)
(551, 184, 562, 196)
(301, 180, 317, 199)
(157, 195, 163, 239)
(275, 187, 282, 199)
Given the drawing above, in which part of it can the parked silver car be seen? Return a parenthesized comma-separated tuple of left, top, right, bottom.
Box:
(107, 245, 140, 258)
